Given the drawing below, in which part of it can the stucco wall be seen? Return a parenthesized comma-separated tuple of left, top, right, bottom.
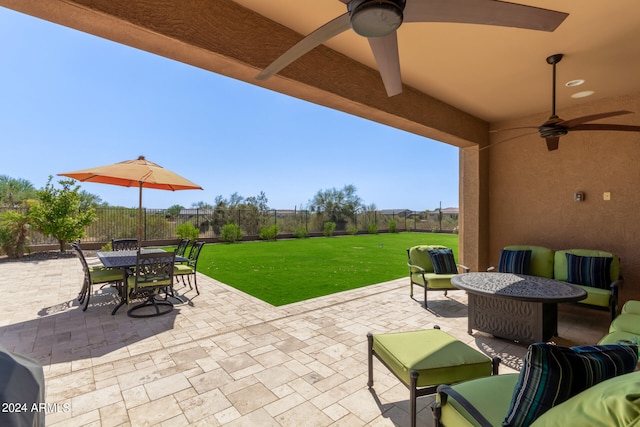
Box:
(487, 91, 640, 305)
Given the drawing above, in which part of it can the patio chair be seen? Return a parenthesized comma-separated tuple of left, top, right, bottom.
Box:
(174, 241, 205, 295)
(175, 238, 190, 259)
(71, 242, 123, 311)
(407, 245, 469, 309)
(127, 251, 176, 318)
(111, 238, 138, 251)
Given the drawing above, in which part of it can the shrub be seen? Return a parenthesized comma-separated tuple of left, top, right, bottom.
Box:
(323, 221, 336, 237)
(0, 210, 31, 258)
(176, 222, 199, 240)
(259, 224, 279, 241)
(220, 222, 243, 243)
(388, 220, 397, 233)
(367, 223, 378, 234)
(346, 225, 358, 235)
(293, 226, 308, 239)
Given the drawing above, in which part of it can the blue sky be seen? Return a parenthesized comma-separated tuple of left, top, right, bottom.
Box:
(0, 7, 459, 211)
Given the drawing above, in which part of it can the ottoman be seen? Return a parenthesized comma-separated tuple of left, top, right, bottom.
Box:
(367, 326, 499, 427)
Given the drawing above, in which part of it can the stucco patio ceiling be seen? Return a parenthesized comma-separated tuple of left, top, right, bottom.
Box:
(2, 1, 640, 147)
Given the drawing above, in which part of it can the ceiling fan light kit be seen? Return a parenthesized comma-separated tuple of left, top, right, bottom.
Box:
(348, 0, 405, 37)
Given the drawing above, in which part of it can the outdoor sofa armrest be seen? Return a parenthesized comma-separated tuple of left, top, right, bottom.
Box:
(407, 262, 426, 274)
(457, 264, 470, 273)
(432, 384, 493, 427)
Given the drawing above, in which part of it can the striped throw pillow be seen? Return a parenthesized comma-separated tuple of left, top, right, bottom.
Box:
(503, 343, 638, 427)
(498, 249, 532, 274)
(566, 253, 612, 289)
(427, 248, 458, 274)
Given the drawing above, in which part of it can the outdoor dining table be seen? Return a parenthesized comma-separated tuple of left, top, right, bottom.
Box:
(97, 248, 188, 315)
(451, 272, 587, 344)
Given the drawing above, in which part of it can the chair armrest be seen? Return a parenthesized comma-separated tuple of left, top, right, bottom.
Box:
(433, 385, 493, 427)
(457, 264, 470, 273)
(407, 262, 426, 274)
(487, 266, 496, 272)
(610, 278, 623, 291)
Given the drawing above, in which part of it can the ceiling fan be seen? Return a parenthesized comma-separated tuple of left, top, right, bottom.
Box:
(492, 53, 640, 151)
(256, 0, 568, 97)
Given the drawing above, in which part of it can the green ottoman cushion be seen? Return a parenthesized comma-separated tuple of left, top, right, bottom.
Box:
(372, 329, 493, 388)
(531, 371, 640, 427)
(610, 313, 640, 335)
(598, 330, 640, 346)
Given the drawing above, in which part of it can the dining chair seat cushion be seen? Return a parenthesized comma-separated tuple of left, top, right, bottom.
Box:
(372, 329, 493, 388)
(503, 343, 638, 427)
(90, 268, 123, 284)
(174, 264, 194, 274)
(127, 275, 172, 289)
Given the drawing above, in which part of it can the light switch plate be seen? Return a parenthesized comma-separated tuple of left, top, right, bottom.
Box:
(603, 192, 611, 201)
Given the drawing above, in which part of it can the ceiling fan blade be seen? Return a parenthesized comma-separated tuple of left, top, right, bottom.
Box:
(545, 137, 560, 151)
(404, 0, 568, 32)
(561, 111, 633, 128)
(256, 13, 351, 81)
(479, 130, 538, 151)
(569, 124, 640, 132)
(490, 126, 538, 133)
(368, 32, 402, 97)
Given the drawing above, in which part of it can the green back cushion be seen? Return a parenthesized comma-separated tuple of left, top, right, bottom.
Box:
(498, 250, 532, 274)
(427, 248, 458, 274)
(504, 246, 554, 278)
(554, 249, 619, 283)
(531, 371, 640, 427)
(408, 245, 449, 273)
(503, 343, 638, 427)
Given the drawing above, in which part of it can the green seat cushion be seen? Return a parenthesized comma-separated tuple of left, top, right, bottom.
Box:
(598, 331, 640, 345)
(622, 300, 640, 315)
(503, 343, 638, 427)
(372, 329, 493, 388)
(438, 374, 519, 427)
(572, 284, 611, 307)
(174, 264, 194, 275)
(127, 275, 172, 289)
(90, 268, 123, 284)
(531, 371, 640, 427)
(610, 313, 640, 335)
(503, 245, 554, 279)
(413, 272, 458, 290)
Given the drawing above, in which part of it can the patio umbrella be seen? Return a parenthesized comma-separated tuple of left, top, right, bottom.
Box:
(59, 155, 203, 247)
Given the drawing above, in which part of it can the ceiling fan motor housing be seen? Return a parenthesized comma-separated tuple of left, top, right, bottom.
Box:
(348, 0, 406, 38)
(539, 115, 568, 138)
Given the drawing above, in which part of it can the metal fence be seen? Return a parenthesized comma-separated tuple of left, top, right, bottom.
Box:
(3, 207, 459, 246)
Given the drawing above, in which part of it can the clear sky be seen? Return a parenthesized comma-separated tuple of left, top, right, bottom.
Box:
(0, 7, 459, 211)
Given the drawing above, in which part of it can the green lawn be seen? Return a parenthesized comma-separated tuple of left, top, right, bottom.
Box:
(194, 232, 458, 306)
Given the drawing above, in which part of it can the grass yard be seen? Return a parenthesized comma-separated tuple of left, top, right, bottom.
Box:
(194, 232, 458, 306)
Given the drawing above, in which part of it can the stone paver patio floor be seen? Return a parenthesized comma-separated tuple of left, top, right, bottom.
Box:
(0, 254, 609, 426)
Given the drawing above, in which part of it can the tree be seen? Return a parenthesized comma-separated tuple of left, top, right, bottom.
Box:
(167, 204, 185, 218)
(30, 177, 97, 252)
(309, 184, 363, 225)
(0, 209, 31, 258)
(0, 175, 36, 208)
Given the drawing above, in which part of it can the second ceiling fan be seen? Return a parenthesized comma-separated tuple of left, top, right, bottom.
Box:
(256, 0, 568, 97)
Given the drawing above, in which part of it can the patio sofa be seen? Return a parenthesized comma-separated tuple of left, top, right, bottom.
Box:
(431, 342, 639, 427)
(496, 245, 622, 320)
(598, 300, 640, 345)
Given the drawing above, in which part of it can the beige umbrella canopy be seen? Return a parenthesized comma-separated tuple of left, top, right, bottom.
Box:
(59, 155, 203, 247)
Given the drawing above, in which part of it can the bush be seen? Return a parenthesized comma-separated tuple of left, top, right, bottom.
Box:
(259, 224, 279, 241)
(293, 226, 308, 239)
(346, 225, 358, 235)
(388, 220, 397, 233)
(367, 223, 378, 234)
(0, 210, 31, 258)
(176, 222, 199, 240)
(220, 222, 243, 243)
(323, 221, 336, 237)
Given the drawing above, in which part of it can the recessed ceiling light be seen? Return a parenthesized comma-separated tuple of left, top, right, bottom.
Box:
(571, 90, 595, 98)
(565, 79, 585, 87)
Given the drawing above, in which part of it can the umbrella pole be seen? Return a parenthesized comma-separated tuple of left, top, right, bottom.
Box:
(138, 181, 143, 250)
